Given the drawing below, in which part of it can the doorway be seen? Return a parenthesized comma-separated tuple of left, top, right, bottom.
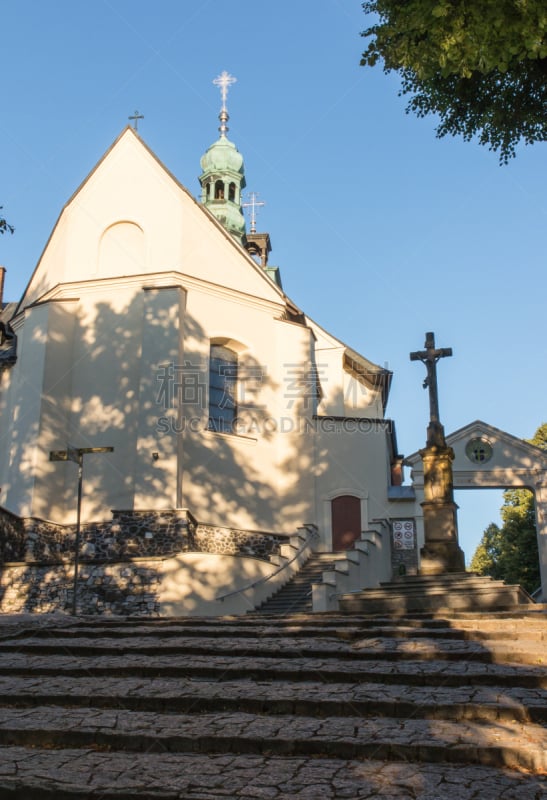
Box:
(331, 495, 361, 551)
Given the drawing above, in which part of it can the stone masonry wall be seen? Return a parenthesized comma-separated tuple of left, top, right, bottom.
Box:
(5, 509, 194, 564)
(0, 508, 283, 565)
(0, 507, 26, 563)
(195, 525, 284, 559)
(0, 506, 289, 615)
(0, 561, 161, 615)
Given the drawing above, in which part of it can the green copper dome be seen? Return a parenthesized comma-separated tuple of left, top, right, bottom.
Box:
(200, 135, 244, 176)
(199, 130, 247, 244)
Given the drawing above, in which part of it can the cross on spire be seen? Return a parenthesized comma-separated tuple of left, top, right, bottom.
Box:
(410, 332, 453, 447)
(128, 110, 144, 131)
(242, 192, 266, 233)
(213, 71, 236, 136)
(213, 71, 237, 111)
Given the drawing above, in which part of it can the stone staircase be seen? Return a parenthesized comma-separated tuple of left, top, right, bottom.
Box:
(339, 572, 535, 615)
(0, 611, 545, 797)
(254, 552, 341, 614)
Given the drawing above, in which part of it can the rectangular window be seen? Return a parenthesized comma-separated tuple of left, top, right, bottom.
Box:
(208, 344, 238, 433)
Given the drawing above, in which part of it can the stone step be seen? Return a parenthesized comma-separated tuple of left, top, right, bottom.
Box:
(1, 675, 545, 723)
(3, 609, 544, 636)
(0, 651, 545, 688)
(0, 746, 544, 799)
(5, 620, 545, 643)
(1, 632, 544, 665)
(387, 572, 519, 586)
(339, 573, 534, 614)
(255, 554, 338, 614)
(341, 595, 534, 615)
(0, 610, 545, 798)
(0, 705, 545, 772)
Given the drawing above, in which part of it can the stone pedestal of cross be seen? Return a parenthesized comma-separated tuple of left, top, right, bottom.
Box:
(410, 332, 465, 574)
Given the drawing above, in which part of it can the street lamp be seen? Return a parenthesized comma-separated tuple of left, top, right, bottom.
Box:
(49, 446, 114, 616)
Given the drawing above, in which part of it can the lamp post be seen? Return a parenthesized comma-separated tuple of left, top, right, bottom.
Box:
(49, 446, 114, 615)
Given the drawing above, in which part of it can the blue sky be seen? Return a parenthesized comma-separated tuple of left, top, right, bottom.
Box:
(1, 1, 546, 562)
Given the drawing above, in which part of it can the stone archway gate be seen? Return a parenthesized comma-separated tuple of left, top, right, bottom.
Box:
(406, 420, 547, 600)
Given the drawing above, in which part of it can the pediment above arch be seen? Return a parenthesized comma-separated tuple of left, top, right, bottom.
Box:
(405, 420, 547, 489)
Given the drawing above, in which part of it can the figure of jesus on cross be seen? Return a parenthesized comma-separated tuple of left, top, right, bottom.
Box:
(410, 332, 453, 448)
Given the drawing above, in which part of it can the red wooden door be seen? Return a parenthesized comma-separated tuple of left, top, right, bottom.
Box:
(331, 495, 361, 551)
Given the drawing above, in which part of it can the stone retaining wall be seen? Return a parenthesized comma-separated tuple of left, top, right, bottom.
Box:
(0, 507, 26, 563)
(0, 561, 161, 615)
(195, 525, 284, 559)
(0, 506, 290, 615)
(1, 509, 195, 564)
(0, 507, 284, 565)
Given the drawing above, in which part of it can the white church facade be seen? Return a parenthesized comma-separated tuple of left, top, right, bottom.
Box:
(0, 78, 545, 614)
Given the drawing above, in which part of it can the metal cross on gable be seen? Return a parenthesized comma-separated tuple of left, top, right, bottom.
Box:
(410, 331, 453, 447)
(129, 110, 144, 131)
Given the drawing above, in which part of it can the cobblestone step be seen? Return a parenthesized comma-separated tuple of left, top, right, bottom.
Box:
(0, 705, 545, 772)
(1, 632, 544, 666)
(3, 610, 545, 636)
(0, 651, 545, 688)
(0, 675, 545, 723)
(0, 746, 544, 799)
(11, 620, 547, 642)
(0, 611, 544, 797)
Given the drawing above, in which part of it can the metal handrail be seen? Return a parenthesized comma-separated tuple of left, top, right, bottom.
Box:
(216, 524, 318, 602)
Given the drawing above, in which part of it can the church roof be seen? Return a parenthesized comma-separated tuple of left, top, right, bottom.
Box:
(8, 123, 390, 409)
(13, 126, 287, 317)
(305, 314, 392, 410)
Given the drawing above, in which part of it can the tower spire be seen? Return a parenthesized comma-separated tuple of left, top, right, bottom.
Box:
(213, 71, 237, 137)
(199, 71, 246, 244)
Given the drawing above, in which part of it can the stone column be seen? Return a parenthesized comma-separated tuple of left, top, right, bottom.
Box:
(419, 444, 465, 574)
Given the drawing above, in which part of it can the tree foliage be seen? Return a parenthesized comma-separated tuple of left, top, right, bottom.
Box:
(361, 1, 547, 162)
(469, 423, 547, 593)
(0, 207, 14, 236)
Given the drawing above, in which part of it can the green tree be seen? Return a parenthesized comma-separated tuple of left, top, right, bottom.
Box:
(470, 423, 547, 593)
(361, 1, 547, 162)
(0, 207, 14, 235)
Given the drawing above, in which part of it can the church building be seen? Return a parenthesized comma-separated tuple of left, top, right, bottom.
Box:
(1, 75, 545, 614)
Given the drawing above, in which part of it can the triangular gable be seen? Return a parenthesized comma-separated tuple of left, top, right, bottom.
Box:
(16, 127, 287, 313)
(405, 420, 547, 473)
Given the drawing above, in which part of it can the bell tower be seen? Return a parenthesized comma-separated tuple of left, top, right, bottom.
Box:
(199, 71, 247, 244)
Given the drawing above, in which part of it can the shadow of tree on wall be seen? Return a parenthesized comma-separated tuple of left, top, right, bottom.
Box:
(0, 287, 330, 613)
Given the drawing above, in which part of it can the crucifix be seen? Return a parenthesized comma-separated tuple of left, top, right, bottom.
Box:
(410, 332, 453, 447)
(129, 110, 144, 131)
(242, 192, 265, 234)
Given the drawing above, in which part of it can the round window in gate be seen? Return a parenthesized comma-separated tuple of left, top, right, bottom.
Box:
(465, 438, 493, 464)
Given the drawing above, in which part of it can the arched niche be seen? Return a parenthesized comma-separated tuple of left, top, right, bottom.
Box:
(98, 221, 145, 277)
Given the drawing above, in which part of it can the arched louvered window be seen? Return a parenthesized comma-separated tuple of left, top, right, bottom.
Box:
(228, 182, 236, 202)
(208, 344, 238, 433)
(214, 180, 225, 200)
